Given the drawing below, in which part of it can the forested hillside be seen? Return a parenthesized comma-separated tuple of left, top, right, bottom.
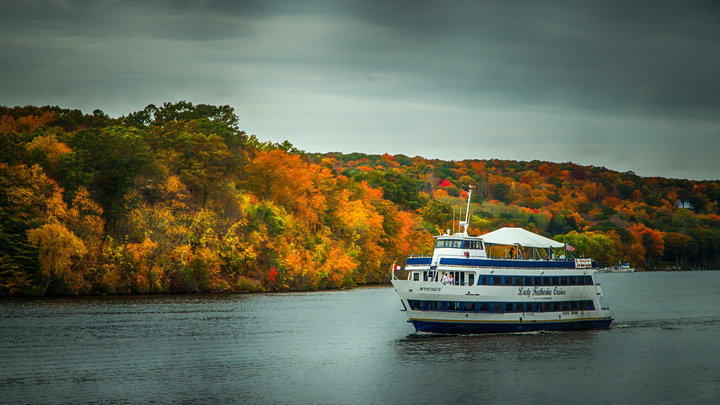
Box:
(1, 102, 718, 295)
(311, 152, 720, 272)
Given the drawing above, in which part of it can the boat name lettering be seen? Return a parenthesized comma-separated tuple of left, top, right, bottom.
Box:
(420, 287, 441, 292)
(517, 287, 567, 296)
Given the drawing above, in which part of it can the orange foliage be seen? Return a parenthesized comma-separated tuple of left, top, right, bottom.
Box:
(0, 112, 54, 133)
(25, 134, 72, 163)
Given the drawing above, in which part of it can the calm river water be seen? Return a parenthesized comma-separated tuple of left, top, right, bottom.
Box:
(2, 271, 720, 404)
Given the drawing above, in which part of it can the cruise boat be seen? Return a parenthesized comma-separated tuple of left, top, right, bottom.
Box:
(391, 190, 613, 334)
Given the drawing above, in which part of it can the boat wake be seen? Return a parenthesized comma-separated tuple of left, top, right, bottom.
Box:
(610, 316, 720, 331)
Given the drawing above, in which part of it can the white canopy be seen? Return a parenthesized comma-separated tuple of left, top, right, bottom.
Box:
(479, 227, 565, 249)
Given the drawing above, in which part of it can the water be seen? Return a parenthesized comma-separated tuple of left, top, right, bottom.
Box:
(1, 271, 719, 404)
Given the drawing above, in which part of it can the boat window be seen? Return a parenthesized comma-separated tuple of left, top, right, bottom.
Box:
(408, 299, 599, 313)
(413, 273, 419, 281)
(464, 240, 484, 250)
(436, 239, 464, 248)
(473, 274, 598, 287)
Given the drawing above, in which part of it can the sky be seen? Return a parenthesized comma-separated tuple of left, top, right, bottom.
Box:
(1, 0, 719, 180)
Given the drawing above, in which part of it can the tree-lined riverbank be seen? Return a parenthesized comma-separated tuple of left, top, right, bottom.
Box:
(2, 102, 719, 296)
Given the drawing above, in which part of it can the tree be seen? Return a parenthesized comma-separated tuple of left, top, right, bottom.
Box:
(355, 171, 425, 210)
(489, 182, 514, 204)
(422, 200, 452, 230)
(27, 223, 87, 295)
(65, 126, 154, 230)
(123, 101, 240, 130)
(664, 232, 692, 268)
(629, 223, 665, 269)
(243, 150, 331, 228)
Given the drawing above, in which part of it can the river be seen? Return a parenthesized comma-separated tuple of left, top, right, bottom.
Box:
(1, 271, 719, 404)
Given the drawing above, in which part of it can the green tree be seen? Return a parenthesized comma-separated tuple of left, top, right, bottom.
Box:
(422, 200, 452, 229)
(64, 126, 154, 230)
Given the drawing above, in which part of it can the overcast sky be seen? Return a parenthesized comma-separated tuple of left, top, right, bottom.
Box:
(1, 0, 719, 180)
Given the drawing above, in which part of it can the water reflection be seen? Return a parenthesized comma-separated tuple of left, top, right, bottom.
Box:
(395, 330, 603, 362)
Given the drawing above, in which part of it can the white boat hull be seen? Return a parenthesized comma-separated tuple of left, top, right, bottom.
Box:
(392, 267, 613, 334)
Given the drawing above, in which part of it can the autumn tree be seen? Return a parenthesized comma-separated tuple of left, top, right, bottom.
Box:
(664, 232, 692, 268)
(27, 223, 87, 295)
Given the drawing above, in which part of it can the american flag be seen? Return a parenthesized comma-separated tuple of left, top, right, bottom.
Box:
(566, 244, 576, 252)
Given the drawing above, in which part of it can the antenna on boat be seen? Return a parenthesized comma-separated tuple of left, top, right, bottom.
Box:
(452, 207, 456, 235)
(462, 186, 473, 236)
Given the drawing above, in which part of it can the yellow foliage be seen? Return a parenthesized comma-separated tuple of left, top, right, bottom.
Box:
(323, 244, 358, 288)
(65, 187, 105, 248)
(26, 134, 72, 163)
(432, 188, 449, 200)
(27, 223, 87, 294)
(165, 175, 183, 193)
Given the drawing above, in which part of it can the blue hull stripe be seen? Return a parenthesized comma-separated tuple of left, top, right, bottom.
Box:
(406, 257, 432, 265)
(410, 318, 613, 334)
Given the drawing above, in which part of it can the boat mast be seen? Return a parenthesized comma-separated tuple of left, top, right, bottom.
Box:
(463, 186, 473, 235)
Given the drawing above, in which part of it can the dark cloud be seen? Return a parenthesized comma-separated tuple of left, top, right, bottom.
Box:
(337, 0, 720, 117)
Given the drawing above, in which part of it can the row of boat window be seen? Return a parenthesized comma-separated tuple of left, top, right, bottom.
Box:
(407, 299, 596, 313)
(435, 240, 484, 250)
(476, 275, 594, 286)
